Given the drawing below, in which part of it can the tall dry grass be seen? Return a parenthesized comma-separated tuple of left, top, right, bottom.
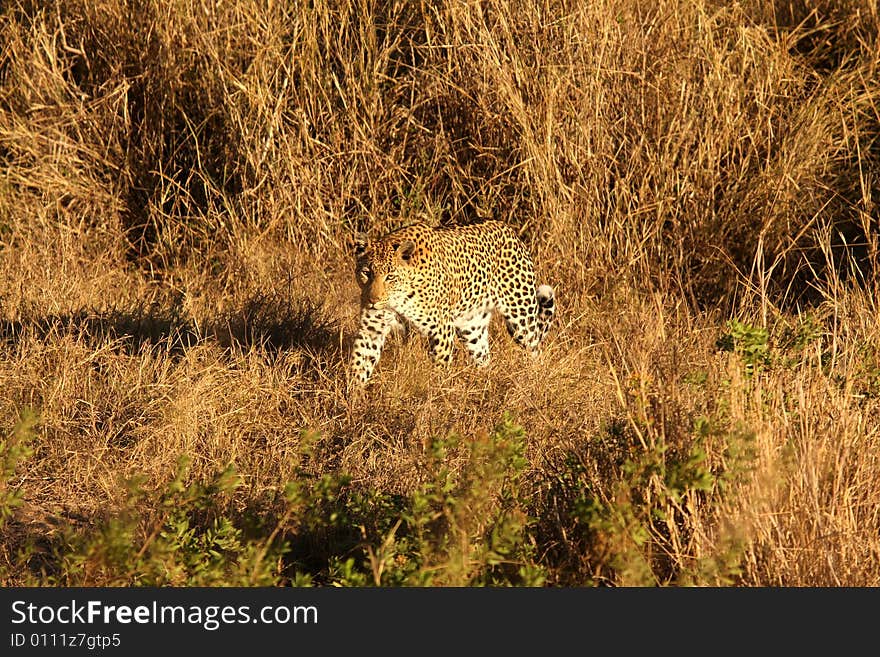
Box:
(1, 0, 879, 585)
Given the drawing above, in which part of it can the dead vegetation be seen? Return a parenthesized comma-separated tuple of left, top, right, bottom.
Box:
(1, 0, 880, 586)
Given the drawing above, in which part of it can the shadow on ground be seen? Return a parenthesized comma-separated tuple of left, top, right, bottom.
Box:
(0, 294, 343, 362)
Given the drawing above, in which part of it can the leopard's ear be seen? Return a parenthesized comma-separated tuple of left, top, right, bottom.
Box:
(354, 232, 368, 257)
(395, 239, 416, 264)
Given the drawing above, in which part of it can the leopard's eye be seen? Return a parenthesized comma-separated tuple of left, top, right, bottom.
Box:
(357, 266, 371, 283)
(384, 272, 397, 283)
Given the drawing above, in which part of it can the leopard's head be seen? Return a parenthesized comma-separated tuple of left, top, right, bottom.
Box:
(354, 233, 418, 311)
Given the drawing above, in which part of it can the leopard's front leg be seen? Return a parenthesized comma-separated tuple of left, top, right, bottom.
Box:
(427, 322, 457, 365)
(351, 307, 398, 383)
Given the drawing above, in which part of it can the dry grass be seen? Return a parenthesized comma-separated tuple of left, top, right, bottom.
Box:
(1, 0, 879, 586)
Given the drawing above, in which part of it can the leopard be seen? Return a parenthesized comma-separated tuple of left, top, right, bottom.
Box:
(350, 220, 555, 383)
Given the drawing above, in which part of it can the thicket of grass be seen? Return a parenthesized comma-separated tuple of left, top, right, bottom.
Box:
(1, 0, 879, 585)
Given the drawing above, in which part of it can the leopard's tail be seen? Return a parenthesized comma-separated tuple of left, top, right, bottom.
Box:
(535, 285, 555, 346)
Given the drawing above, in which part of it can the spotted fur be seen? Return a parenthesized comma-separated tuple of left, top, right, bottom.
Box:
(351, 220, 555, 383)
